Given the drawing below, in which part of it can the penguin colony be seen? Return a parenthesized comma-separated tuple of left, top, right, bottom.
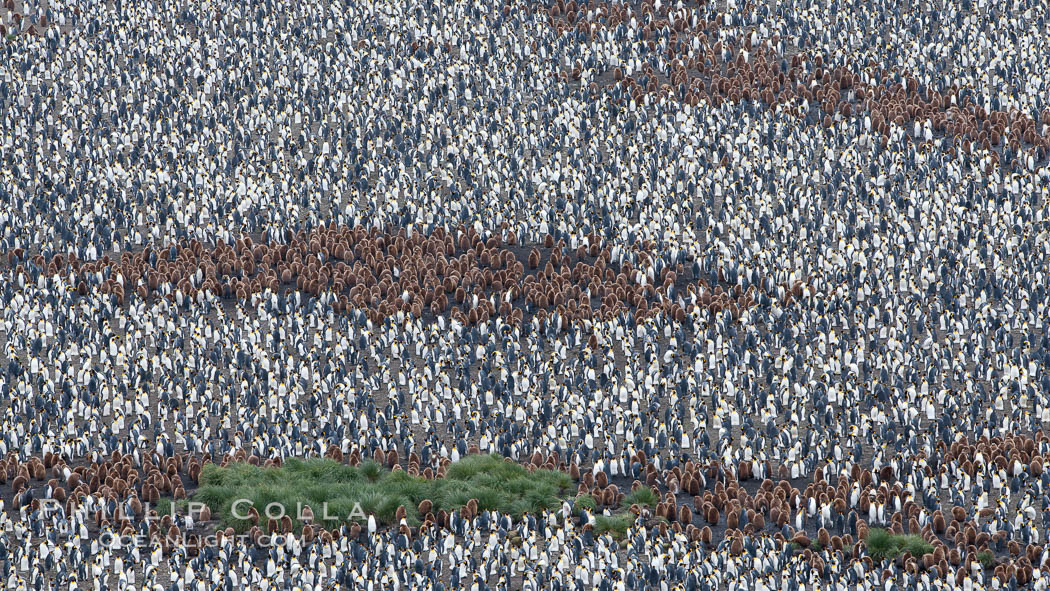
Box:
(2, 0, 1050, 587)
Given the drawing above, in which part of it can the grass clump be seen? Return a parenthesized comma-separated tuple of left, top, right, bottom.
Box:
(154, 498, 188, 517)
(573, 494, 598, 512)
(977, 550, 996, 569)
(622, 486, 658, 507)
(195, 454, 573, 533)
(594, 513, 636, 539)
(865, 529, 933, 562)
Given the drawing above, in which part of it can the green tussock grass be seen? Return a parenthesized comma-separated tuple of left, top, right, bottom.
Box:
(194, 455, 574, 533)
(865, 529, 933, 562)
(594, 513, 637, 539)
(977, 550, 996, 569)
(153, 498, 188, 517)
(573, 494, 598, 512)
(622, 486, 658, 507)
